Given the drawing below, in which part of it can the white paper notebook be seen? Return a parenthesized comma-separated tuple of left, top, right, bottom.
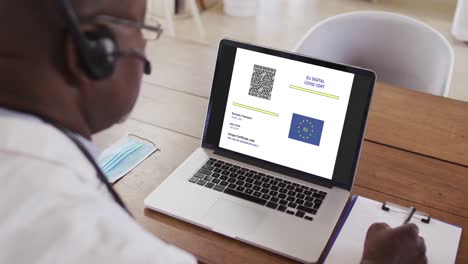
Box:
(324, 196, 462, 264)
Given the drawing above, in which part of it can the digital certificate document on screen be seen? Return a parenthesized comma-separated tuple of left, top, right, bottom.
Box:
(219, 48, 355, 180)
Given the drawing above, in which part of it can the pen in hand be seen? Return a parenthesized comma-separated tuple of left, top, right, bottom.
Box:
(403, 207, 416, 224)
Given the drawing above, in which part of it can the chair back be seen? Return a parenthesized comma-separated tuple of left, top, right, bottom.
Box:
(295, 11, 454, 96)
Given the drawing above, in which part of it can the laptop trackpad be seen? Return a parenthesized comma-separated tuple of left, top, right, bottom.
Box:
(203, 198, 266, 236)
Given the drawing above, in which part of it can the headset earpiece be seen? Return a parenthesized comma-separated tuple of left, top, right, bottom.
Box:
(78, 27, 118, 80)
(60, 0, 150, 80)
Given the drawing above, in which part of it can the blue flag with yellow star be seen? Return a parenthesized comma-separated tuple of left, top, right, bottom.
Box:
(288, 113, 324, 146)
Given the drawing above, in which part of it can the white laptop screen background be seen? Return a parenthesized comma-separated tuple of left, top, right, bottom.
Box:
(219, 48, 355, 180)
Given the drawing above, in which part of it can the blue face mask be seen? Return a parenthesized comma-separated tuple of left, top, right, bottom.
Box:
(98, 136, 157, 183)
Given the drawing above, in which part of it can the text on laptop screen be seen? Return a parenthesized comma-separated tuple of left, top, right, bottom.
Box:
(219, 48, 355, 180)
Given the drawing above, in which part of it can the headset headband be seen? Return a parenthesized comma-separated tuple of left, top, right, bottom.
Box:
(59, 0, 90, 52)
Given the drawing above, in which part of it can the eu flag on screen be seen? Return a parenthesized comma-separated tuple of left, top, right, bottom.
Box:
(288, 113, 324, 146)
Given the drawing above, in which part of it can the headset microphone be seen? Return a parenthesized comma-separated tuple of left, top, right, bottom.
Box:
(114, 50, 152, 75)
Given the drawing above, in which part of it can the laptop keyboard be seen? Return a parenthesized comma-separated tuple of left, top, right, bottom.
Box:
(188, 158, 327, 222)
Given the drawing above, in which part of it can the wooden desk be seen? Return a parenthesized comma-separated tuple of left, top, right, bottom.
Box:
(366, 83, 468, 166)
(95, 83, 468, 263)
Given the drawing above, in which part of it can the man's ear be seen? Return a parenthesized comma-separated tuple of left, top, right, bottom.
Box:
(64, 33, 90, 85)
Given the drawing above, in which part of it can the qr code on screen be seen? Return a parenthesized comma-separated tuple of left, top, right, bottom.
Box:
(248, 64, 276, 100)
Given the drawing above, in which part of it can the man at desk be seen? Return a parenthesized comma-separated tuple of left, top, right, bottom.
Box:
(0, 0, 427, 263)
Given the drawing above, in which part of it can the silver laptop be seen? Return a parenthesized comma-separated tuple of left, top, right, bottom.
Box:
(145, 39, 375, 263)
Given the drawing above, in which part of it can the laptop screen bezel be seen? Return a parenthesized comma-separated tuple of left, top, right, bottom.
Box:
(202, 39, 375, 191)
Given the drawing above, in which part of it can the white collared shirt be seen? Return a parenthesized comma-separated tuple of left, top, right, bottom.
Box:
(0, 108, 196, 264)
(0, 107, 100, 159)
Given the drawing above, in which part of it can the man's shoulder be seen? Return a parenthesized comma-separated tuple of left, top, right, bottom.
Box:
(0, 153, 197, 264)
(0, 116, 96, 179)
(0, 150, 101, 203)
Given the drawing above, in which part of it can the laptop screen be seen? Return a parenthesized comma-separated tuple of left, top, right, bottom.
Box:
(218, 48, 355, 180)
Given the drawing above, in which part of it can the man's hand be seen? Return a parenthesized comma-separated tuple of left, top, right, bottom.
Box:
(361, 223, 427, 264)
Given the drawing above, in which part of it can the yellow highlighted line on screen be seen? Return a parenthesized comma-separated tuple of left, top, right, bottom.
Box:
(289, 85, 339, 99)
(233, 103, 279, 117)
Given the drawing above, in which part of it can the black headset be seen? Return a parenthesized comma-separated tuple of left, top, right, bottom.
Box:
(55, 0, 142, 216)
(60, 0, 118, 80)
(59, 0, 151, 80)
